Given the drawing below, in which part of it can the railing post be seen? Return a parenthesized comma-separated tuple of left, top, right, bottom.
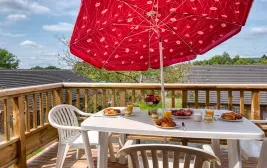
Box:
(240, 91, 244, 116)
(45, 92, 49, 123)
(228, 91, 233, 110)
(251, 91, 260, 120)
(205, 90, 209, 108)
(132, 90, 135, 104)
(182, 90, 188, 108)
(66, 88, 72, 105)
(102, 89, 106, 108)
(194, 90, 198, 109)
(76, 89, 81, 109)
(39, 93, 44, 126)
(12, 96, 26, 168)
(140, 90, 145, 101)
(84, 89, 89, 112)
(25, 95, 30, 132)
(216, 91, 221, 110)
(55, 89, 62, 105)
(111, 89, 115, 107)
(171, 90, 175, 108)
(93, 89, 97, 113)
(120, 89, 126, 107)
(33, 94, 37, 129)
(4, 98, 10, 141)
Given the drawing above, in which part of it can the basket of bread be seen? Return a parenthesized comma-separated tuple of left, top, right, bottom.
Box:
(220, 111, 243, 121)
(154, 117, 177, 129)
(103, 108, 121, 116)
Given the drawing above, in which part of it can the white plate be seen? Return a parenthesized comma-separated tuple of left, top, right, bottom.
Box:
(219, 117, 243, 122)
(172, 115, 192, 119)
(154, 123, 180, 129)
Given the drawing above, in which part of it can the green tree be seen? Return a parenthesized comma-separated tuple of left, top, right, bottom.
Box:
(0, 48, 19, 69)
(31, 66, 60, 70)
(235, 58, 251, 65)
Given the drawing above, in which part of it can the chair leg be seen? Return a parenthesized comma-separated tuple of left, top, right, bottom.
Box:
(56, 143, 70, 168)
(76, 149, 83, 160)
(108, 141, 116, 162)
(108, 132, 116, 162)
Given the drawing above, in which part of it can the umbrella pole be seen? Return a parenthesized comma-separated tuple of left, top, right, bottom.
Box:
(159, 37, 165, 112)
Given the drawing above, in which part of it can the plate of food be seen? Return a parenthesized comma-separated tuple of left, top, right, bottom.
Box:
(154, 117, 179, 129)
(219, 112, 243, 122)
(172, 109, 194, 119)
(103, 108, 121, 116)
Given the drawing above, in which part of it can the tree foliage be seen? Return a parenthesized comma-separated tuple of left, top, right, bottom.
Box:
(73, 61, 191, 83)
(0, 48, 19, 69)
(31, 66, 60, 70)
(193, 52, 267, 65)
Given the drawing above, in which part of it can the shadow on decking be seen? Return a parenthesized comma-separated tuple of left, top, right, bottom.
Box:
(27, 142, 258, 168)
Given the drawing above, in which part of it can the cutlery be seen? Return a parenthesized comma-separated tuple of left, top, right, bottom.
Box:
(182, 122, 186, 131)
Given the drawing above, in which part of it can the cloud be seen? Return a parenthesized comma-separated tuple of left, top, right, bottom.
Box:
(6, 14, 28, 21)
(20, 40, 43, 48)
(1, 32, 26, 37)
(250, 26, 267, 35)
(42, 22, 73, 32)
(0, 0, 50, 14)
(43, 52, 58, 56)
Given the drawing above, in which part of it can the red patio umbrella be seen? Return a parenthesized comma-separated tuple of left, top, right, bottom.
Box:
(70, 0, 253, 110)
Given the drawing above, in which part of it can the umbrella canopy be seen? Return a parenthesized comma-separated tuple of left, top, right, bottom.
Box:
(70, 0, 253, 110)
(70, 0, 253, 71)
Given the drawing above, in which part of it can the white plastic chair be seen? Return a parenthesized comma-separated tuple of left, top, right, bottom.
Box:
(240, 120, 267, 168)
(117, 143, 221, 168)
(48, 104, 115, 168)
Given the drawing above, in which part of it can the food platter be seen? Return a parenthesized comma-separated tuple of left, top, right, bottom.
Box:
(172, 109, 194, 119)
(219, 111, 243, 122)
(102, 108, 121, 116)
(219, 117, 243, 122)
(154, 124, 180, 129)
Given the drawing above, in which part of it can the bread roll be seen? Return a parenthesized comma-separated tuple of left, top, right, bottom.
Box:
(222, 113, 236, 120)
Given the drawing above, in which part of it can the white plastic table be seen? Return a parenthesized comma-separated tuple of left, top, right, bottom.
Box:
(81, 108, 264, 168)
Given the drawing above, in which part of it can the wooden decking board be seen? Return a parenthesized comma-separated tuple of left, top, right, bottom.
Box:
(27, 142, 257, 168)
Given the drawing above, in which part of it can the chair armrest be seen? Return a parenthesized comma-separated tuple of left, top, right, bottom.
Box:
(202, 144, 221, 166)
(75, 108, 92, 117)
(203, 144, 215, 155)
(116, 140, 134, 158)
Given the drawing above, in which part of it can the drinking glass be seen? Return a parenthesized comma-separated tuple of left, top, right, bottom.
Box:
(164, 111, 172, 119)
(126, 104, 134, 113)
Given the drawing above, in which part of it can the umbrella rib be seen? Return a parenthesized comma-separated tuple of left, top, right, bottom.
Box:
(119, 0, 155, 26)
(158, 19, 198, 55)
(102, 20, 146, 69)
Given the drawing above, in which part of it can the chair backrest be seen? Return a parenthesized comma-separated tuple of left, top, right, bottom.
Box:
(48, 104, 80, 143)
(117, 144, 220, 168)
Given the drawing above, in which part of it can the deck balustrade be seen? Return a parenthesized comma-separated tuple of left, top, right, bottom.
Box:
(0, 82, 266, 167)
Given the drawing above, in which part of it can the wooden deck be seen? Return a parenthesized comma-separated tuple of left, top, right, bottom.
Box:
(27, 142, 258, 168)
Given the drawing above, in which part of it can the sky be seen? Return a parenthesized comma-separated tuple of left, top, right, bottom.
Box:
(0, 0, 267, 69)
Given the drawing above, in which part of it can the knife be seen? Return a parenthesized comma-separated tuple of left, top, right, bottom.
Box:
(182, 122, 186, 131)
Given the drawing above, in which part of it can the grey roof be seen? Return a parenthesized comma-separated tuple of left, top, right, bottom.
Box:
(188, 65, 267, 84)
(0, 69, 91, 89)
(187, 65, 267, 105)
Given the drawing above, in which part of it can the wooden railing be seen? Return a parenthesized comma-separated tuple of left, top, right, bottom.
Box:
(0, 82, 266, 167)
